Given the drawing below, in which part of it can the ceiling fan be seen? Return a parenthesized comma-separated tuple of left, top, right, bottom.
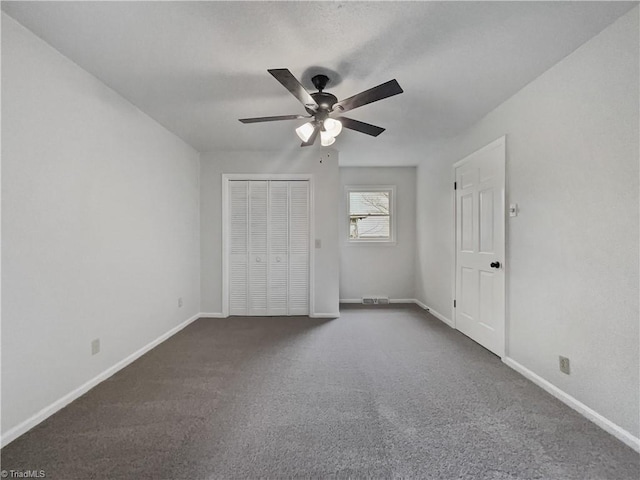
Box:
(239, 69, 404, 147)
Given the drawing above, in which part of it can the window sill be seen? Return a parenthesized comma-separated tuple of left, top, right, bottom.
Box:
(345, 240, 397, 247)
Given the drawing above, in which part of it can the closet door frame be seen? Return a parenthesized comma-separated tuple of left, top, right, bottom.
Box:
(221, 174, 314, 318)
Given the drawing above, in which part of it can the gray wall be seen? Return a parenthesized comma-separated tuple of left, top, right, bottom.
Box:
(339, 167, 416, 300)
(2, 14, 201, 436)
(200, 150, 340, 316)
(415, 8, 639, 437)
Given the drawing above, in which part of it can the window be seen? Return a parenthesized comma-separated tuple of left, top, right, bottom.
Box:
(346, 185, 396, 244)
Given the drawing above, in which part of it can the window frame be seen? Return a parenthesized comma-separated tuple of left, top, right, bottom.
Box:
(345, 185, 397, 246)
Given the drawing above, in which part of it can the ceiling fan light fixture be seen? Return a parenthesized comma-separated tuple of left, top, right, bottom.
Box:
(323, 118, 342, 137)
(240, 69, 403, 147)
(295, 122, 315, 142)
(320, 130, 336, 146)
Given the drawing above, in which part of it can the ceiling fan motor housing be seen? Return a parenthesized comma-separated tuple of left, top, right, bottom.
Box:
(307, 92, 338, 116)
(305, 74, 338, 116)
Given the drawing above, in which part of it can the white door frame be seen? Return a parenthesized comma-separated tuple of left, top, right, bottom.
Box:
(451, 136, 507, 356)
(222, 174, 315, 318)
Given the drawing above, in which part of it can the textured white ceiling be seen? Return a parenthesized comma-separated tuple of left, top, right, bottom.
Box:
(2, 1, 636, 165)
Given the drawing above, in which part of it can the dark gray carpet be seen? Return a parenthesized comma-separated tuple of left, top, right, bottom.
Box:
(2, 305, 638, 479)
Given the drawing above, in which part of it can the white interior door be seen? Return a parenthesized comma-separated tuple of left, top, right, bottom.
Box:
(227, 179, 309, 316)
(455, 137, 505, 357)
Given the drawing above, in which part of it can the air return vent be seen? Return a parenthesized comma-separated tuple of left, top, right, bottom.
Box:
(362, 296, 390, 305)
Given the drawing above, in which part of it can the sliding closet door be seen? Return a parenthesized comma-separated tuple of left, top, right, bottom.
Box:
(227, 179, 309, 316)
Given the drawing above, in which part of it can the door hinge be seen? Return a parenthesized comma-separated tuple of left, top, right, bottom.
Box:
(454, 181, 457, 190)
(453, 299, 456, 308)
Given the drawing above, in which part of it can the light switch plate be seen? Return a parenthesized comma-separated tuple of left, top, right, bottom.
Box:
(509, 204, 519, 217)
(315, 239, 321, 249)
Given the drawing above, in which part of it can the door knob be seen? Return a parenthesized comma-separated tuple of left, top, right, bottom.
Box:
(276, 257, 281, 263)
(256, 257, 262, 263)
(490, 261, 501, 269)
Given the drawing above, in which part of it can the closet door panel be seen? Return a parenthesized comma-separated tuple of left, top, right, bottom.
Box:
(229, 181, 249, 315)
(289, 181, 309, 315)
(249, 181, 268, 315)
(269, 181, 289, 315)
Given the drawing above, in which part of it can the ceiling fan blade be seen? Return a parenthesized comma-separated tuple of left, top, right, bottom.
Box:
(338, 117, 386, 137)
(333, 79, 403, 113)
(301, 125, 320, 147)
(239, 115, 309, 124)
(268, 68, 319, 110)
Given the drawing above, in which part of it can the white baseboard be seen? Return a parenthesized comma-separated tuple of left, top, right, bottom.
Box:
(201, 312, 338, 319)
(413, 299, 454, 328)
(413, 298, 429, 310)
(503, 357, 640, 453)
(1, 312, 202, 448)
(339, 299, 361, 304)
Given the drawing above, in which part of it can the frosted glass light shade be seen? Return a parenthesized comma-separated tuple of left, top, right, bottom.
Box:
(323, 118, 342, 137)
(320, 130, 336, 146)
(295, 122, 315, 142)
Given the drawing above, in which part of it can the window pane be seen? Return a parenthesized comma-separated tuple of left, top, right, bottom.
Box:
(349, 191, 390, 240)
(349, 192, 389, 215)
(354, 216, 389, 238)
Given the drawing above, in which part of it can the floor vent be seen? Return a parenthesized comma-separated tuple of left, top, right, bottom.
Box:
(362, 296, 390, 305)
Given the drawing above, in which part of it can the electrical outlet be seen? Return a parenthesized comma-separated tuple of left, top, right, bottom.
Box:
(91, 338, 100, 356)
(178, 297, 183, 308)
(559, 356, 570, 375)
